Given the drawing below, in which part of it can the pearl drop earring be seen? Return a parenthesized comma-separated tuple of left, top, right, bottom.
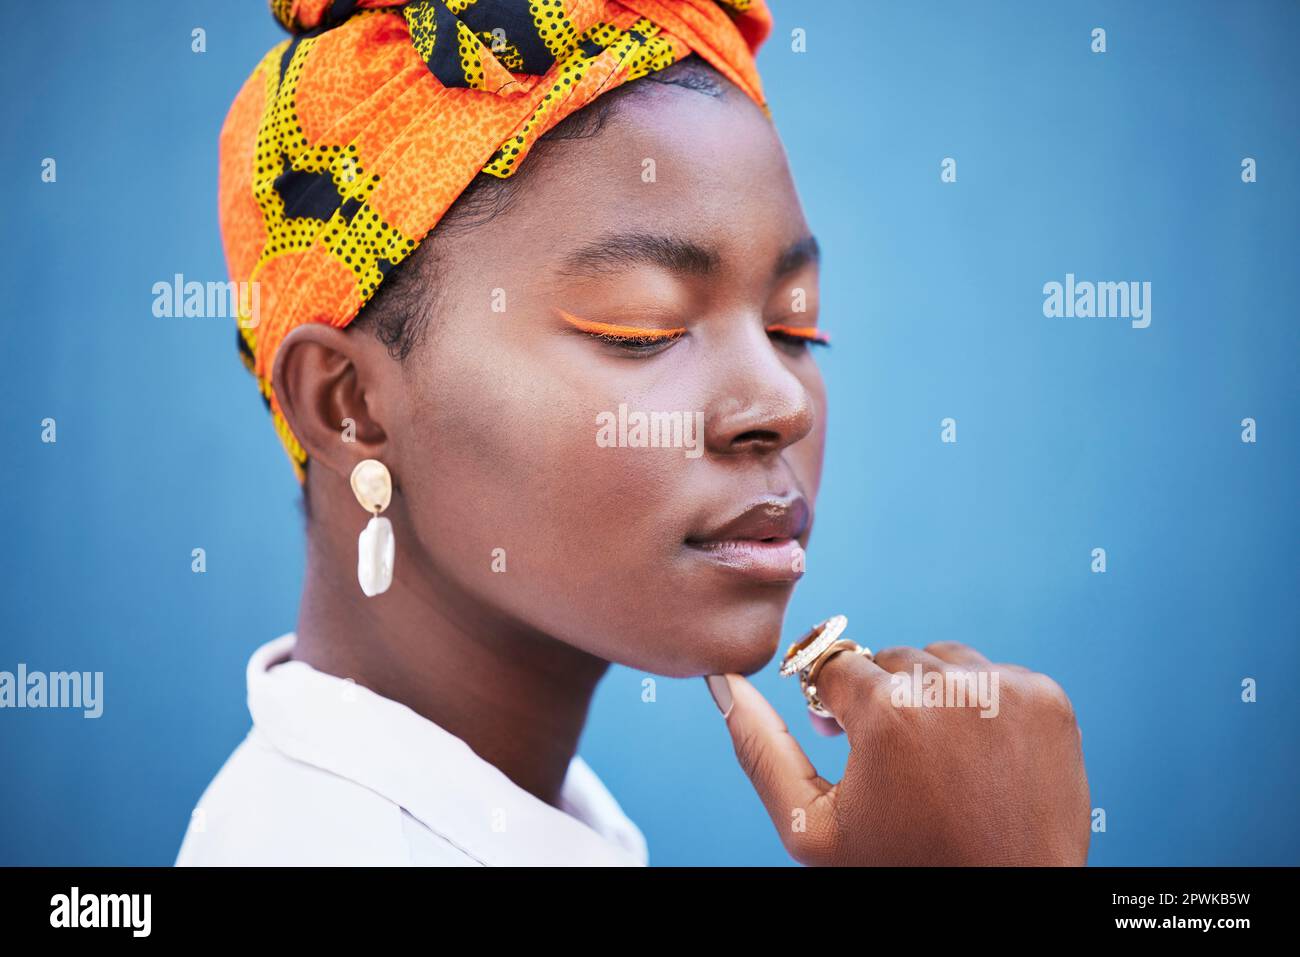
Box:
(350, 458, 394, 597)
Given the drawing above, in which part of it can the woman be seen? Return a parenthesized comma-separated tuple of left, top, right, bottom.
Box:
(177, 0, 1090, 866)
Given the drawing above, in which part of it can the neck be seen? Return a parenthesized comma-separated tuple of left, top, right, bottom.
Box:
(290, 526, 608, 809)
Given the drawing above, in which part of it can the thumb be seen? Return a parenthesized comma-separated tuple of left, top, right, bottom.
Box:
(705, 674, 834, 851)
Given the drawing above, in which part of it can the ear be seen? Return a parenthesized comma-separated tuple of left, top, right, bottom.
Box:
(271, 323, 394, 480)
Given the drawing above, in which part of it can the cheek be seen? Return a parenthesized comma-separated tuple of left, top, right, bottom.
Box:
(397, 337, 689, 633)
(392, 331, 827, 677)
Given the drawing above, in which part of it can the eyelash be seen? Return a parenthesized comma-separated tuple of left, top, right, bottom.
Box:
(594, 331, 684, 352)
(766, 325, 831, 347)
(557, 310, 828, 355)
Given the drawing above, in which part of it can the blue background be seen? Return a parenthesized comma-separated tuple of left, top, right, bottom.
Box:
(1, 0, 1296, 866)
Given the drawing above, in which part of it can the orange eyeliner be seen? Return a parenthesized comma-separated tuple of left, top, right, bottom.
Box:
(555, 309, 685, 341)
(766, 324, 830, 344)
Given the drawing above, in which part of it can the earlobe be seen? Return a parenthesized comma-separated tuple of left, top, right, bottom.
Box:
(271, 323, 390, 479)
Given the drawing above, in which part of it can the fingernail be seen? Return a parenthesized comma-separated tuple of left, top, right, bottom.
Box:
(705, 674, 734, 719)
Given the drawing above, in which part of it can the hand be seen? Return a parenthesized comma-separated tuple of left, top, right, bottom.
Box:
(707, 641, 1091, 866)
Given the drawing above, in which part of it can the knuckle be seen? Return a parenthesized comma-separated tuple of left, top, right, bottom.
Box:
(1024, 672, 1075, 720)
(991, 661, 1030, 676)
(924, 640, 971, 656)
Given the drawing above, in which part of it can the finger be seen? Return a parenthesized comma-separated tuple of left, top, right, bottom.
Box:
(873, 644, 949, 674)
(923, 640, 992, 668)
(805, 647, 893, 737)
(709, 674, 834, 852)
(990, 662, 1034, 674)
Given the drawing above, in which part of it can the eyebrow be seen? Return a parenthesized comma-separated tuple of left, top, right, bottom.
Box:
(559, 232, 820, 280)
(560, 232, 718, 278)
(775, 234, 820, 276)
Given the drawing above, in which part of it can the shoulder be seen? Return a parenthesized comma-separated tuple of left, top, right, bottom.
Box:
(174, 727, 479, 866)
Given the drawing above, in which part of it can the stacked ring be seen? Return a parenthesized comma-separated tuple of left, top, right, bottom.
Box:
(801, 639, 873, 718)
(779, 615, 848, 678)
(779, 615, 873, 718)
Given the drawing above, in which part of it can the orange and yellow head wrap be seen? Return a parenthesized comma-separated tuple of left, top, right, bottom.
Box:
(219, 0, 773, 479)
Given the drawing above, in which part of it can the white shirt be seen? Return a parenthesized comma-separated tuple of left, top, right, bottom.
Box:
(175, 633, 648, 866)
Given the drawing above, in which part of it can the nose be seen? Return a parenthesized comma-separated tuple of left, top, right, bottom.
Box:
(704, 323, 815, 457)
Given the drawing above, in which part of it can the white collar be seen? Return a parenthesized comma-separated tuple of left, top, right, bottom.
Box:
(246, 633, 647, 866)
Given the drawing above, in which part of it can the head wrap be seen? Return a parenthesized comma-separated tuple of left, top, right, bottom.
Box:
(219, 0, 773, 479)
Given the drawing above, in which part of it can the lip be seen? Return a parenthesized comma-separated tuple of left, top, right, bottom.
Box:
(685, 497, 810, 583)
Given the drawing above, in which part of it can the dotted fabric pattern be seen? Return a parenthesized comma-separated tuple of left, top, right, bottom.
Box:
(220, 0, 772, 480)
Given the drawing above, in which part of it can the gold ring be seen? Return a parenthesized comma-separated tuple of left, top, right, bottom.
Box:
(779, 615, 848, 678)
(801, 639, 873, 718)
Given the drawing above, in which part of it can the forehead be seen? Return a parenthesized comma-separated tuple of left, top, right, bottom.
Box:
(436, 82, 808, 280)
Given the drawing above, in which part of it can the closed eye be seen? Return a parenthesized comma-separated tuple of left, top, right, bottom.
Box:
(556, 309, 685, 353)
(766, 324, 830, 347)
(554, 310, 828, 354)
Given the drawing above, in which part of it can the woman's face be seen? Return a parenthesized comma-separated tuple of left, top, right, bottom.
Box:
(388, 78, 826, 677)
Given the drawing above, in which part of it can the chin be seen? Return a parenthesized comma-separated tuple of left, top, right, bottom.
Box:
(682, 588, 792, 677)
